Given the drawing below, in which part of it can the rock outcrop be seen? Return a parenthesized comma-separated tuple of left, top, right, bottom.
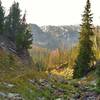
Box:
(0, 35, 33, 65)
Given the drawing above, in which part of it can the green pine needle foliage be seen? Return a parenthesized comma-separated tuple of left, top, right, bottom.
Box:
(73, 0, 95, 78)
(0, 1, 4, 34)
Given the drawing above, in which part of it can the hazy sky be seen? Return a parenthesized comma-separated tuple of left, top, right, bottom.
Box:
(2, 0, 100, 26)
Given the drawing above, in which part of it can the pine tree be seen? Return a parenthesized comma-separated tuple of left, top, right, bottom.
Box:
(0, 0, 4, 34)
(16, 28, 33, 51)
(16, 12, 33, 51)
(5, 1, 21, 42)
(73, 0, 95, 78)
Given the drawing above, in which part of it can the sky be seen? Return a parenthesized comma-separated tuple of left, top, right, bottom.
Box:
(2, 0, 100, 26)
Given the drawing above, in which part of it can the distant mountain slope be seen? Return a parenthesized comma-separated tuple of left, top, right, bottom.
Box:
(31, 24, 59, 49)
(31, 24, 80, 50)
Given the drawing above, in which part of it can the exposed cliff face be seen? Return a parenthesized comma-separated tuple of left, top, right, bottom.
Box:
(0, 35, 16, 53)
(0, 35, 32, 65)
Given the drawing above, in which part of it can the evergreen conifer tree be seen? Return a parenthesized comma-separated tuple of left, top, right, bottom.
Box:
(73, 0, 95, 78)
(5, 2, 32, 51)
(0, 0, 4, 34)
(16, 12, 33, 51)
(5, 1, 21, 42)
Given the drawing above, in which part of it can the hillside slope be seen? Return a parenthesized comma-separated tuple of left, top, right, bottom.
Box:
(0, 35, 33, 65)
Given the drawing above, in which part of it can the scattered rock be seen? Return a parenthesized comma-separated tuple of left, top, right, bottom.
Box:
(37, 97, 45, 100)
(7, 93, 24, 100)
(56, 98, 62, 100)
(73, 93, 81, 99)
(90, 80, 96, 86)
(52, 84, 56, 89)
(29, 79, 36, 84)
(57, 88, 67, 93)
(0, 92, 6, 97)
(80, 91, 99, 100)
(3, 82, 15, 88)
(80, 77, 87, 80)
(0, 92, 24, 100)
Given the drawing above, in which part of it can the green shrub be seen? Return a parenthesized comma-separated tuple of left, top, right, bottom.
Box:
(0, 53, 14, 68)
(96, 63, 100, 93)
